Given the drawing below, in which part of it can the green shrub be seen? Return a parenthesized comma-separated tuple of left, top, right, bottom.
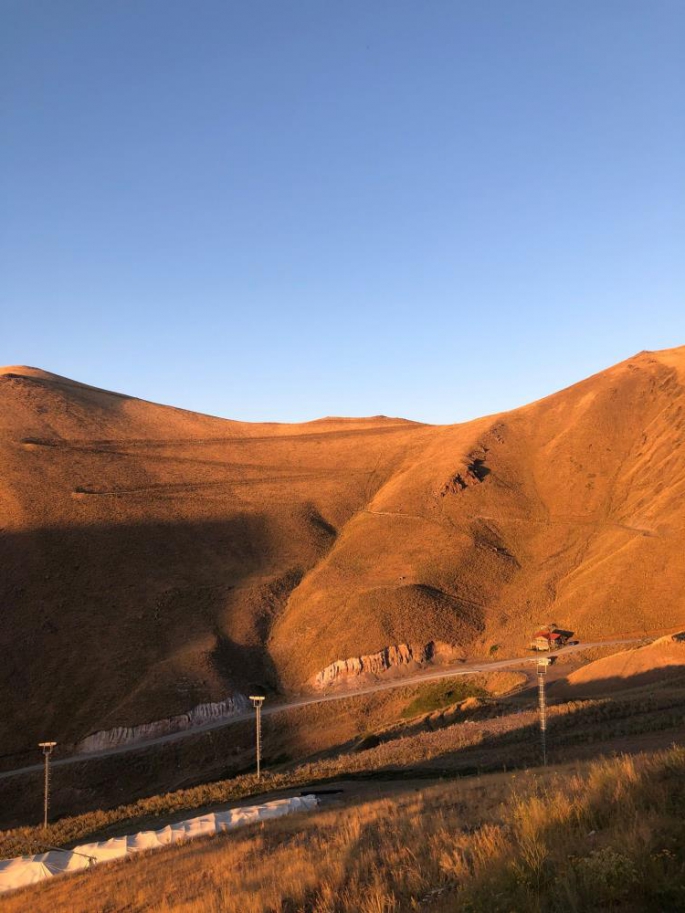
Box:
(401, 680, 485, 718)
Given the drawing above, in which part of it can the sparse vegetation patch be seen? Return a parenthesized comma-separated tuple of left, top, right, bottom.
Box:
(401, 680, 486, 718)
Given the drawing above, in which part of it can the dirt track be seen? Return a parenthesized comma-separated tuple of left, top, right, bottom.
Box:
(0, 638, 641, 781)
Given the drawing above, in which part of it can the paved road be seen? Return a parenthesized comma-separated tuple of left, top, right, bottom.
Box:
(0, 638, 643, 781)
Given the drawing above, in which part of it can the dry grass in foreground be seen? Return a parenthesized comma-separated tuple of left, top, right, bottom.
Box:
(4, 681, 685, 861)
(4, 746, 685, 913)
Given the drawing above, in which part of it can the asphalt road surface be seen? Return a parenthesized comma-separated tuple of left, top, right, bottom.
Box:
(0, 638, 642, 781)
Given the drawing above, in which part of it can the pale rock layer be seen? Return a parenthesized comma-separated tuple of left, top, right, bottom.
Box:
(78, 694, 249, 753)
(313, 641, 461, 688)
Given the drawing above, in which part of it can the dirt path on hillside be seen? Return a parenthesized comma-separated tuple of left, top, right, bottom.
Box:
(0, 638, 644, 781)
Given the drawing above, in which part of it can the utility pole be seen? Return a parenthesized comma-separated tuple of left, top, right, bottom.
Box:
(536, 659, 550, 766)
(38, 742, 57, 829)
(249, 696, 265, 779)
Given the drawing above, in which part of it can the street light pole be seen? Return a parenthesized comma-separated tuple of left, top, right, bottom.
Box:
(38, 742, 57, 829)
(249, 696, 265, 779)
(536, 659, 550, 766)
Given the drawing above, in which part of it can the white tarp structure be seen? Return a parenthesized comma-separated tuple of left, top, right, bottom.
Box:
(0, 794, 317, 895)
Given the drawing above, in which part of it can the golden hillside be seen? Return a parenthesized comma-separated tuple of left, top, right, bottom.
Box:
(556, 633, 685, 697)
(1, 347, 684, 750)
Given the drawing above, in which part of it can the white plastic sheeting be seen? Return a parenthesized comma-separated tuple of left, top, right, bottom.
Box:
(0, 794, 317, 895)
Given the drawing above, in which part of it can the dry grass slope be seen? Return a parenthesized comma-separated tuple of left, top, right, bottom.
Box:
(4, 661, 685, 858)
(1, 347, 685, 752)
(3, 747, 685, 912)
(556, 634, 685, 697)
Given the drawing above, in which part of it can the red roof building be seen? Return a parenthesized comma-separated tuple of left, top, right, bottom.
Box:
(532, 628, 571, 651)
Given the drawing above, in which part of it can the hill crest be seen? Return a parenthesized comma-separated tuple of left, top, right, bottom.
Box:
(1, 346, 684, 750)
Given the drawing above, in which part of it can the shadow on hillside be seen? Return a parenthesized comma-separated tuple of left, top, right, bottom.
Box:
(2, 661, 685, 833)
(268, 665, 685, 785)
(422, 687, 683, 773)
(0, 516, 293, 756)
(549, 665, 685, 700)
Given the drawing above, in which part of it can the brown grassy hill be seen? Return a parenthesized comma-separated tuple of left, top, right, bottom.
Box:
(554, 633, 685, 697)
(271, 346, 685, 685)
(1, 347, 684, 751)
(0, 367, 434, 749)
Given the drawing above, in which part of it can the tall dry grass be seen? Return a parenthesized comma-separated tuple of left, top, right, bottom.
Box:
(2, 746, 685, 912)
(3, 683, 685, 861)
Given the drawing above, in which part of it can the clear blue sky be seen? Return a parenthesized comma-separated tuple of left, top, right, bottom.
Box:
(2, 1, 683, 424)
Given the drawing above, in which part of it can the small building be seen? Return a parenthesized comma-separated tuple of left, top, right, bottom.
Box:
(531, 626, 572, 652)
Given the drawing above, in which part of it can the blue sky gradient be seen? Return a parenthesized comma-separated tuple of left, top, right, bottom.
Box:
(2, 1, 683, 423)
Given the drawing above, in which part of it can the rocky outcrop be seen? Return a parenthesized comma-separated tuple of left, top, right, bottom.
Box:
(77, 693, 249, 754)
(313, 641, 461, 688)
(440, 449, 491, 496)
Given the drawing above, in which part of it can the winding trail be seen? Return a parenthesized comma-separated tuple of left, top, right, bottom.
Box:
(0, 638, 642, 781)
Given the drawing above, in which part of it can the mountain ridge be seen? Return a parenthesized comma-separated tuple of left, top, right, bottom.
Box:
(1, 346, 684, 750)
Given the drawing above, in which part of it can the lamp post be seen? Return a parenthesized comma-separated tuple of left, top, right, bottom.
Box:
(249, 696, 265, 780)
(536, 659, 550, 766)
(38, 742, 57, 829)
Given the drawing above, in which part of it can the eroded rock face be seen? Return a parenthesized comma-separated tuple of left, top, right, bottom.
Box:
(313, 641, 461, 688)
(440, 448, 492, 496)
(77, 693, 249, 753)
